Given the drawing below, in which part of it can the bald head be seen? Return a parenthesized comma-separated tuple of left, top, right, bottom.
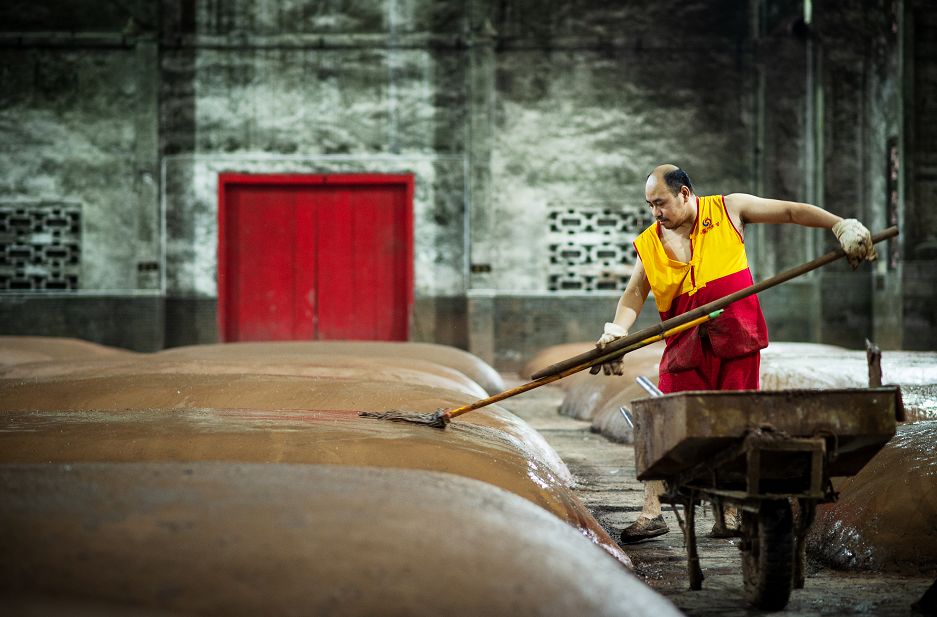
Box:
(646, 164, 693, 196)
(644, 165, 696, 231)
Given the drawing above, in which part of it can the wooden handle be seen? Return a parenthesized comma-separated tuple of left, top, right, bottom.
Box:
(443, 310, 722, 421)
(530, 226, 899, 380)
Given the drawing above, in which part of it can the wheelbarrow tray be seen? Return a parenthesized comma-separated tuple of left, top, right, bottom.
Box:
(633, 387, 900, 481)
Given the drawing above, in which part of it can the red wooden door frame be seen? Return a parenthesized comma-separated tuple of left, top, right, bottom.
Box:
(217, 173, 415, 342)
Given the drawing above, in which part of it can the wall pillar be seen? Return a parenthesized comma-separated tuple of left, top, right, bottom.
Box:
(465, 0, 497, 360)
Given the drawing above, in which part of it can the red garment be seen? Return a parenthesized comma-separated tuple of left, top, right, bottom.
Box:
(658, 338, 761, 393)
(632, 195, 769, 393)
(657, 263, 768, 392)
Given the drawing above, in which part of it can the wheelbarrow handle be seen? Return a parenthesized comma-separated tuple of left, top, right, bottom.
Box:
(531, 226, 899, 380)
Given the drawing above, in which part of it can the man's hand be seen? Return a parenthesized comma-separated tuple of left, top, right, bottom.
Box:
(590, 322, 628, 375)
(832, 219, 877, 269)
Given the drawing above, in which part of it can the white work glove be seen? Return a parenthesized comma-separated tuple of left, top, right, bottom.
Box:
(832, 219, 877, 269)
(590, 322, 628, 376)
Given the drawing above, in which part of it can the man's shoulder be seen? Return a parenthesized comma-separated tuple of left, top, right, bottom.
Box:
(699, 194, 726, 206)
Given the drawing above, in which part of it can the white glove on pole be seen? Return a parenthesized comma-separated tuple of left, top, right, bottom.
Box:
(591, 322, 628, 375)
(596, 322, 628, 349)
(832, 219, 877, 269)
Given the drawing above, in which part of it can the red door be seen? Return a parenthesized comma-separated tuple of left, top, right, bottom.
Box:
(218, 174, 413, 342)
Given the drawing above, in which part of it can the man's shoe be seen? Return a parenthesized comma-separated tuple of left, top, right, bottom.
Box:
(619, 515, 669, 544)
(709, 520, 742, 538)
(709, 506, 741, 538)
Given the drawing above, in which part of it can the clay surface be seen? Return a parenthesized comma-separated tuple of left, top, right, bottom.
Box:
(0, 352, 488, 399)
(590, 382, 651, 443)
(518, 342, 595, 383)
(0, 336, 133, 367)
(808, 421, 937, 574)
(0, 360, 639, 563)
(0, 367, 567, 478)
(558, 342, 663, 421)
(159, 341, 506, 395)
(0, 463, 675, 616)
(762, 342, 937, 390)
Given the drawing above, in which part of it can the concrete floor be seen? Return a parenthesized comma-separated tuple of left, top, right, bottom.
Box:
(499, 377, 933, 616)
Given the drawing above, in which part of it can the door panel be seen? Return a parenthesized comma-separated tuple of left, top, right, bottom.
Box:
(218, 175, 413, 343)
(315, 187, 356, 340)
(228, 186, 296, 341)
(293, 192, 317, 339)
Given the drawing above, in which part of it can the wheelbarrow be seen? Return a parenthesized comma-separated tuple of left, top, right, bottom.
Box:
(631, 387, 903, 610)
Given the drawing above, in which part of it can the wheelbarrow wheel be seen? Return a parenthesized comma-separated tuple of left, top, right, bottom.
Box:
(741, 499, 794, 611)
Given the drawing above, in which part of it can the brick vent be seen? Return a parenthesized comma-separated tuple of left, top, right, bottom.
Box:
(0, 201, 81, 291)
(547, 203, 652, 291)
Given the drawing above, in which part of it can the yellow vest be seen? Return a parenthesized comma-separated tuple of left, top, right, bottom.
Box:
(633, 195, 747, 313)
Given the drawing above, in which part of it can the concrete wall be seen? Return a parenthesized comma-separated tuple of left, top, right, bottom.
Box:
(0, 2, 160, 294)
(0, 0, 931, 364)
(901, 0, 937, 349)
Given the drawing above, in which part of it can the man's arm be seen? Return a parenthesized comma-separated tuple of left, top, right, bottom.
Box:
(723, 193, 876, 268)
(610, 258, 652, 333)
(723, 193, 841, 229)
(591, 258, 652, 375)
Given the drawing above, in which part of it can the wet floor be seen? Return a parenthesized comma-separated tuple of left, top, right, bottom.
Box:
(500, 377, 934, 616)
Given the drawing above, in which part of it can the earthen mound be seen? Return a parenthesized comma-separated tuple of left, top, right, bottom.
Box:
(591, 382, 652, 443)
(0, 367, 638, 563)
(558, 342, 663, 421)
(518, 342, 594, 383)
(0, 463, 678, 616)
(0, 352, 487, 399)
(761, 342, 937, 395)
(161, 341, 505, 395)
(807, 421, 937, 575)
(0, 336, 133, 367)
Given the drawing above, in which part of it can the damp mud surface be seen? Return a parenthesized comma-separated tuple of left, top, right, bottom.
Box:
(762, 342, 937, 398)
(0, 352, 489, 399)
(0, 336, 135, 367)
(556, 342, 664, 421)
(590, 382, 652, 443)
(808, 420, 937, 575)
(158, 340, 506, 395)
(519, 341, 663, 443)
(0, 463, 679, 616)
(502, 379, 934, 617)
(0, 337, 631, 565)
(519, 342, 595, 383)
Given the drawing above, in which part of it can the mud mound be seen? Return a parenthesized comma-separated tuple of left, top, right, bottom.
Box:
(0, 353, 487, 399)
(561, 376, 626, 420)
(519, 342, 594, 382)
(0, 463, 679, 616)
(808, 421, 937, 575)
(590, 383, 651, 443)
(0, 336, 133, 367)
(761, 343, 937, 393)
(159, 341, 505, 395)
(0, 370, 642, 563)
(558, 342, 663, 422)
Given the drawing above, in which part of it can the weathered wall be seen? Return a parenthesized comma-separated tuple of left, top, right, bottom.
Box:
(0, 2, 160, 292)
(0, 0, 927, 362)
(466, 0, 758, 362)
(159, 0, 471, 349)
(750, 0, 914, 352)
(901, 0, 937, 349)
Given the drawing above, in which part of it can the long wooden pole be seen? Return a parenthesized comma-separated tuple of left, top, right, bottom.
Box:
(441, 310, 724, 422)
(530, 226, 899, 381)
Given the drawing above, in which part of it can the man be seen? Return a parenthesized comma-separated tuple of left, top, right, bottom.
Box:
(596, 164, 876, 543)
